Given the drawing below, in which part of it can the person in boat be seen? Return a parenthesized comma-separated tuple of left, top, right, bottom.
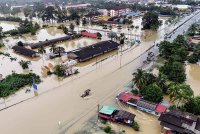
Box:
(81, 89, 91, 97)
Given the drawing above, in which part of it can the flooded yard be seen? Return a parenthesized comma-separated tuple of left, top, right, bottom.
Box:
(0, 16, 175, 134)
(186, 64, 200, 96)
(0, 21, 19, 31)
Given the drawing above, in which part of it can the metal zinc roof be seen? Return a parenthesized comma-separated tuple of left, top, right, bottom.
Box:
(99, 106, 116, 115)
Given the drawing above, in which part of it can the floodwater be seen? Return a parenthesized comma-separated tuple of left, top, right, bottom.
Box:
(186, 64, 200, 96)
(0, 15, 191, 134)
(0, 21, 19, 31)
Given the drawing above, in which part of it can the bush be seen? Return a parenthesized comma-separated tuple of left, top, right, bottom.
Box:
(104, 126, 112, 133)
(132, 121, 140, 131)
(0, 43, 4, 48)
(131, 89, 139, 95)
(0, 73, 41, 97)
(187, 54, 199, 63)
(53, 65, 66, 77)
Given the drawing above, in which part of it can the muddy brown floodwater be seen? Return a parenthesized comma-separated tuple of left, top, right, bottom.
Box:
(0, 21, 19, 31)
(186, 64, 200, 96)
(0, 16, 199, 134)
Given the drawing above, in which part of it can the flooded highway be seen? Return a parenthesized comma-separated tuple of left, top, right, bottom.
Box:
(0, 11, 199, 134)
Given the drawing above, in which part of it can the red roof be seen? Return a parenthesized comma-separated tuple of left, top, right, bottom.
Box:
(117, 92, 141, 102)
(155, 104, 167, 113)
(81, 32, 97, 38)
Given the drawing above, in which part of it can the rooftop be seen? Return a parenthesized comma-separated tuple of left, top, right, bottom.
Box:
(117, 92, 141, 102)
(99, 106, 116, 115)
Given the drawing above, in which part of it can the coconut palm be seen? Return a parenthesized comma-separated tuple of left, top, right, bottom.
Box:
(168, 82, 194, 106)
(38, 45, 46, 65)
(132, 69, 147, 92)
(50, 44, 56, 53)
(75, 19, 80, 32)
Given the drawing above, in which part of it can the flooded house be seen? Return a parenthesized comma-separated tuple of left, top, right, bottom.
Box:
(68, 40, 120, 62)
(158, 110, 200, 134)
(117, 92, 167, 116)
(12, 45, 38, 58)
(29, 34, 82, 49)
(98, 106, 136, 126)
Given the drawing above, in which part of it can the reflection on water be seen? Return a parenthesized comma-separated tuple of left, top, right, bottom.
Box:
(0, 21, 19, 31)
(186, 64, 200, 96)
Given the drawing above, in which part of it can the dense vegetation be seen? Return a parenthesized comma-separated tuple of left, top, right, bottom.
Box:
(132, 35, 199, 107)
(0, 73, 41, 97)
(130, 4, 177, 16)
(0, 16, 22, 22)
(4, 19, 40, 35)
(142, 12, 161, 30)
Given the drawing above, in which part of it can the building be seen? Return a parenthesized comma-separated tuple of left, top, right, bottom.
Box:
(98, 7, 131, 17)
(117, 92, 168, 116)
(98, 106, 136, 126)
(159, 110, 200, 134)
(68, 40, 120, 62)
(65, 3, 91, 9)
(12, 45, 38, 58)
(174, 5, 191, 10)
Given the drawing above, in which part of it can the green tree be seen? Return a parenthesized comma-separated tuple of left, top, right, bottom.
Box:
(142, 11, 161, 30)
(142, 83, 163, 103)
(119, 33, 125, 45)
(69, 23, 75, 32)
(19, 60, 31, 69)
(82, 18, 87, 26)
(160, 61, 186, 83)
(50, 44, 56, 53)
(53, 64, 66, 77)
(168, 83, 194, 106)
(23, 6, 33, 18)
(63, 27, 69, 35)
(183, 96, 200, 115)
(75, 19, 80, 32)
(11, 8, 21, 16)
(156, 73, 168, 94)
(38, 46, 46, 65)
(132, 69, 147, 92)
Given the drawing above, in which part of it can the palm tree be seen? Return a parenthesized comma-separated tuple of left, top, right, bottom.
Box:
(168, 83, 194, 106)
(75, 19, 80, 32)
(132, 69, 147, 93)
(50, 44, 56, 53)
(69, 23, 75, 32)
(38, 46, 46, 65)
(119, 33, 125, 45)
(156, 73, 168, 94)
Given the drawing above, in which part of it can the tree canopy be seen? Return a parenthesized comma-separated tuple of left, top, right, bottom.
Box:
(142, 12, 161, 30)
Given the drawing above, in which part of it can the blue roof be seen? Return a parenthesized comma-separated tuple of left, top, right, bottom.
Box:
(122, 12, 141, 16)
(99, 106, 116, 115)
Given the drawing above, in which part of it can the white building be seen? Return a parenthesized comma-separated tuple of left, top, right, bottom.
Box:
(98, 7, 131, 17)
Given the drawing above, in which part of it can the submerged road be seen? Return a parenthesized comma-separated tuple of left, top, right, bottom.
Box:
(0, 11, 199, 134)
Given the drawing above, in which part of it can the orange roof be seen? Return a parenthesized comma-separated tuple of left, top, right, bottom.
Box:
(155, 104, 167, 113)
(81, 32, 97, 38)
(117, 92, 141, 102)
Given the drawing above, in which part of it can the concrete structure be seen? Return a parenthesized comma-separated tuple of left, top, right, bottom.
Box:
(65, 3, 91, 9)
(99, 7, 131, 17)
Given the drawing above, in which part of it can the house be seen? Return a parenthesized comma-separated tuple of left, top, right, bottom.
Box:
(81, 32, 97, 38)
(12, 45, 38, 58)
(98, 106, 136, 126)
(159, 110, 200, 134)
(68, 40, 120, 62)
(117, 91, 141, 107)
(29, 34, 82, 49)
(99, 7, 131, 17)
(116, 92, 167, 116)
(65, 3, 91, 9)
